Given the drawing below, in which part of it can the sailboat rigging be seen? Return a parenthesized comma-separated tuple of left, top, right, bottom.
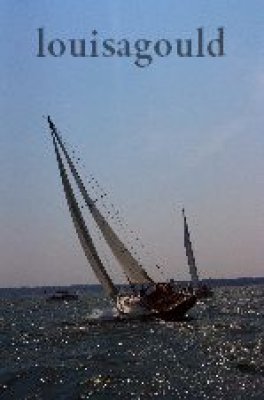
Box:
(48, 116, 197, 320)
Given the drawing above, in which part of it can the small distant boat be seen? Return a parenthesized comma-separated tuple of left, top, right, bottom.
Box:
(182, 208, 213, 299)
(46, 290, 78, 302)
(195, 283, 213, 299)
(47, 116, 197, 320)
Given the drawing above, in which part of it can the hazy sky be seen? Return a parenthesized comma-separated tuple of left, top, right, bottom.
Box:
(1, 1, 263, 287)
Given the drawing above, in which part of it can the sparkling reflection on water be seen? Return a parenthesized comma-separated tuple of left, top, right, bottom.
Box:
(0, 286, 263, 399)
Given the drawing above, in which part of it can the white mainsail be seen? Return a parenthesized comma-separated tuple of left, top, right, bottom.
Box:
(48, 116, 153, 285)
(52, 135, 117, 299)
(182, 208, 199, 285)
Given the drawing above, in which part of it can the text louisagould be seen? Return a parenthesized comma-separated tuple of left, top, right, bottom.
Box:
(37, 27, 225, 68)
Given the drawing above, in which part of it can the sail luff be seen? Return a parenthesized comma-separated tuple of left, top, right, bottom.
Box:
(52, 136, 117, 299)
(182, 208, 199, 285)
(48, 116, 153, 285)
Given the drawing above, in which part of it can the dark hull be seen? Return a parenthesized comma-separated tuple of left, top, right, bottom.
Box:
(116, 293, 197, 322)
(155, 295, 197, 321)
(46, 292, 78, 302)
(195, 287, 213, 300)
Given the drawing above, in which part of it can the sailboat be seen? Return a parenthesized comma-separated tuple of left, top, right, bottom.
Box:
(47, 116, 197, 320)
(182, 208, 213, 299)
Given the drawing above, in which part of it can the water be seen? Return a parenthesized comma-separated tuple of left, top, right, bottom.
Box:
(0, 286, 263, 399)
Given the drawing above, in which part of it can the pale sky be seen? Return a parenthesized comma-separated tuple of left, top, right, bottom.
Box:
(0, 1, 263, 287)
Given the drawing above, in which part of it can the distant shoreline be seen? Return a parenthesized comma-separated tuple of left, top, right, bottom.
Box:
(1, 276, 264, 292)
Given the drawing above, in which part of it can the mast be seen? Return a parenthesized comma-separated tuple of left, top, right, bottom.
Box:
(51, 135, 117, 299)
(48, 116, 153, 285)
(182, 208, 199, 286)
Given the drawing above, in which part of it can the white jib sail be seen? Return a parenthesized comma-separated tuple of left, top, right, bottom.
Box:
(52, 136, 117, 299)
